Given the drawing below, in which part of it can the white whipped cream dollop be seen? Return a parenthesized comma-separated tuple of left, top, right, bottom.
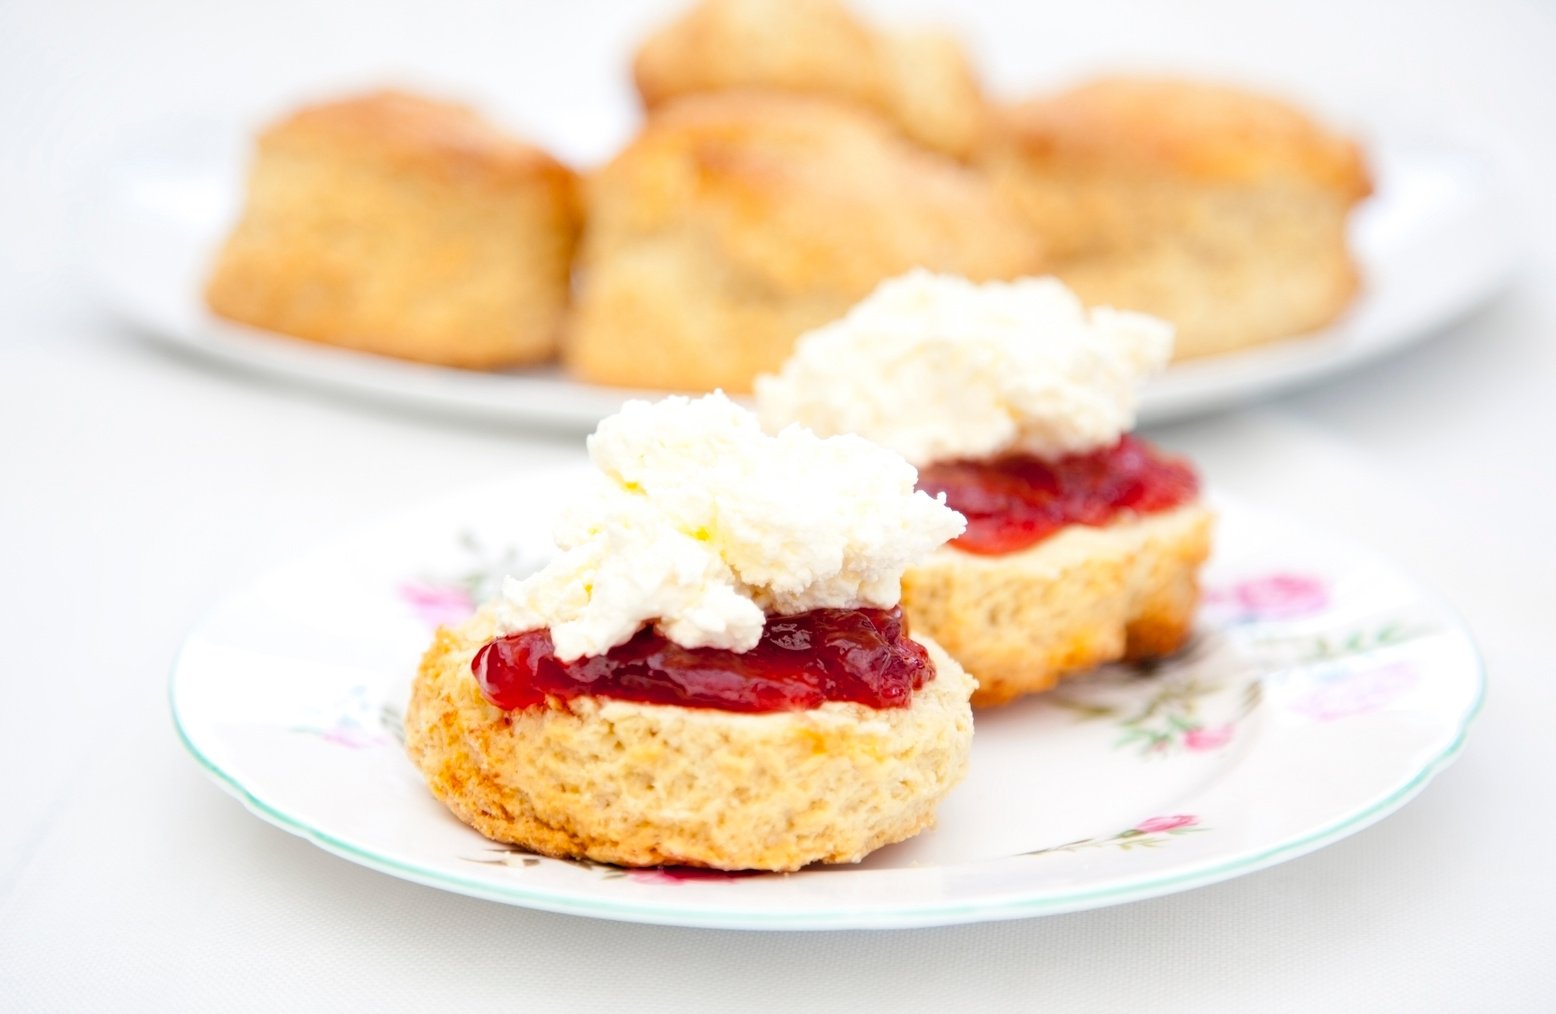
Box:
(754, 270, 1174, 465)
(494, 392, 965, 661)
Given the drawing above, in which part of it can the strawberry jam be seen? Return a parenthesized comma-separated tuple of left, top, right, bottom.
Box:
(473, 606, 933, 713)
(917, 436, 1198, 556)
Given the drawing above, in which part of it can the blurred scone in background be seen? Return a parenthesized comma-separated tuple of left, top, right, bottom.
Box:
(200, 0, 1374, 387)
(633, 0, 986, 159)
(568, 91, 1044, 392)
(206, 90, 580, 369)
(982, 77, 1371, 359)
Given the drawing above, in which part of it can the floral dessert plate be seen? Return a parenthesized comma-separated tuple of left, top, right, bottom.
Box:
(97, 127, 1512, 430)
(170, 466, 1483, 930)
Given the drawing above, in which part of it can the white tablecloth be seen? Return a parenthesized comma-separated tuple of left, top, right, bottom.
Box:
(3, 1, 1553, 1009)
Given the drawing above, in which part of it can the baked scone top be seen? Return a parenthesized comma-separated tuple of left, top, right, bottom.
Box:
(632, 0, 984, 158)
(995, 76, 1371, 199)
(257, 89, 575, 189)
(589, 91, 1042, 295)
(635, 0, 883, 110)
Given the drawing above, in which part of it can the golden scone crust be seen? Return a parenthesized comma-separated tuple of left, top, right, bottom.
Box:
(982, 77, 1370, 359)
(876, 28, 986, 160)
(633, 0, 984, 158)
(205, 90, 580, 369)
(404, 608, 976, 871)
(998, 77, 1369, 195)
(901, 503, 1214, 708)
(568, 92, 1043, 392)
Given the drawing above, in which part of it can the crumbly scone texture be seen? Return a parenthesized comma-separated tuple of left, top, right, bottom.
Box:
(632, 0, 985, 159)
(901, 503, 1214, 708)
(205, 90, 580, 369)
(404, 608, 976, 871)
(981, 77, 1370, 359)
(567, 91, 1043, 392)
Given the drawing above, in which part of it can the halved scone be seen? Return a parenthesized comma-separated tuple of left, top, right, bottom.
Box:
(407, 608, 974, 870)
(902, 504, 1212, 708)
(758, 271, 1212, 707)
(404, 392, 973, 870)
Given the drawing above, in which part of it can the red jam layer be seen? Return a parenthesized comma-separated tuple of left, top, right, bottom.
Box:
(916, 435, 1199, 556)
(473, 606, 933, 713)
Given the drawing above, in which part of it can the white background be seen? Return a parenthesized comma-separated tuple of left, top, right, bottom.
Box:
(3, 0, 1555, 1009)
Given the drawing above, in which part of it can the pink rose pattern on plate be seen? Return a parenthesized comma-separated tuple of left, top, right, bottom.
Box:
(1183, 723, 1234, 751)
(398, 582, 474, 629)
(1043, 571, 1441, 758)
(1135, 815, 1197, 834)
(1049, 640, 1261, 759)
(1205, 573, 1330, 623)
(400, 530, 540, 630)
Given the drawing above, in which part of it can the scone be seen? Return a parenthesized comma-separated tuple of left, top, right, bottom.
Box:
(206, 90, 580, 369)
(900, 501, 1211, 708)
(981, 76, 1371, 359)
(633, 0, 985, 159)
(757, 271, 1212, 707)
(405, 393, 974, 871)
(567, 92, 1043, 393)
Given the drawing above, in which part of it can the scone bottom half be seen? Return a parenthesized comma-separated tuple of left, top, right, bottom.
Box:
(902, 503, 1214, 709)
(404, 609, 976, 872)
